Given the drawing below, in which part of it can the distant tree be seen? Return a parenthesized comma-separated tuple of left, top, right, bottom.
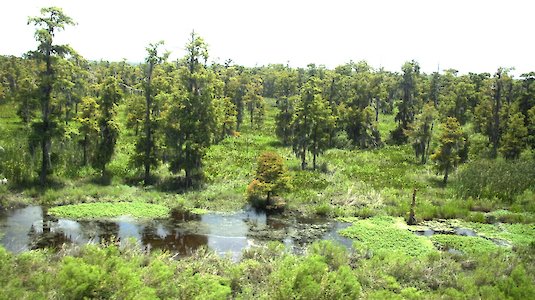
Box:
(213, 95, 237, 142)
(428, 71, 441, 108)
(338, 104, 381, 149)
(16, 77, 39, 123)
(135, 41, 168, 185)
(244, 77, 265, 128)
(77, 96, 99, 166)
(28, 7, 76, 184)
(164, 31, 217, 185)
(489, 68, 511, 158)
(92, 77, 122, 173)
(518, 72, 535, 119)
(292, 77, 334, 170)
(431, 117, 466, 184)
(247, 151, 290, 209)
(391, 60, 421, 144)
(405, 103, 437, 164)
(439, 75, 475, 124)
(125, 94, 145, 136)
(528, 106, 535, 150)
(276, 95, 296, 146)
(500, 111, 528, 160)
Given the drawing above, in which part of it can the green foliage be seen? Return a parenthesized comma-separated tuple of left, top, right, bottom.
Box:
(92, 76, 122, 173)
(500, 111, 528, 159)
(244, 76, 265, 128)
(48, 202, 170, 219)
(405, 103, 437, 164)
(291, 76, 335, 170)
(431, 117, 466, 184)
(391, 60, 421, 144)
(247, 151, 290, 208)
(268, 255, 361, 299)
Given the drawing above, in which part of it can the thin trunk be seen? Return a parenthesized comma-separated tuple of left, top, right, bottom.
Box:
(491, 73, 502, 158)
(375, 97, 380, 122)
(312, 126, 317, 170)
(40, 50, 52, 185)
(407, 188, 417, 225)
(144, 63, 154, 185)
(443, 165, 449, 184)
(424, 122, 434, 164)
(82, 134, 88, 166)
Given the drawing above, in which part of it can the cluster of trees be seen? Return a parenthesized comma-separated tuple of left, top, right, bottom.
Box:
(1, 7, 534, 187)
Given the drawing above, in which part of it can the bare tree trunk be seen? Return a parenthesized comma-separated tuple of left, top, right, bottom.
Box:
(407, 188, 417, 225)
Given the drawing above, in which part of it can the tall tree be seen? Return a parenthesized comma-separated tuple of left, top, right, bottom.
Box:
(292, 77, 334, 170)
(392, 60, 421, 144)
(137, 41, 168, 185)
(244, 76, 265, 128)
(165, 32, 217, 185)
(77, 96, 99, 166)
(431, 117, 466, 184)
(406, 103, 437, 164)
(92, 77, 122, 173)
(275, 95, 296, 146)
(28, 7, 76, 184)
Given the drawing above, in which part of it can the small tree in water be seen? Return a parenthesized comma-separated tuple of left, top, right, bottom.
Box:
(247, 152, 290, 210)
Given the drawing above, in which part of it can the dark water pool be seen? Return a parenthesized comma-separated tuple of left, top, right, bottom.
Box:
(0, 206, 352, 259)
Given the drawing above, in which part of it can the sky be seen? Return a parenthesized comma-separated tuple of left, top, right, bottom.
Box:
(1, 0, 534, 75)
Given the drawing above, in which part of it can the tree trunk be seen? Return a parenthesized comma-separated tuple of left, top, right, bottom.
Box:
(144, 63, 154, 186)
(407, 188, 417, 225)
(443, 165, 449, 184)
(82, 134, 88, 166)
(375, 97, 380, 122)
(491, 73, 502, 158)
(40, 52, 53, 186)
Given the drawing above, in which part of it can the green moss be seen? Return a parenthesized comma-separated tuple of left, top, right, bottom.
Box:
(48, 202, 170, 219)
(340, 216, 436, 257)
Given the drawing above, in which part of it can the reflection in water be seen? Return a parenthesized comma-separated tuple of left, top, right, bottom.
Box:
(0, 206, 352, 258)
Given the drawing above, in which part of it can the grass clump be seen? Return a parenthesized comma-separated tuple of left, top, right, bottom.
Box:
(339, 216, 436, 257)
(48, 202, 170, 219)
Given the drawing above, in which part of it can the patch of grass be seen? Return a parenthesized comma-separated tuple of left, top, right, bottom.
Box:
(454, 159, 535, 203)
(340, 216, 436, 257)
(430, 235, 501, 255)
(48, 202, 170, 219)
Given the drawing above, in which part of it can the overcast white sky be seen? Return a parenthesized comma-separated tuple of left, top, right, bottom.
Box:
(1, 0, 534, 75)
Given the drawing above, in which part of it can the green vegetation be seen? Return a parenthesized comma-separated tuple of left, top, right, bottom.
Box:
(1, 240, 535, 299)
(48, 202, 170, 219)
(340, 216, 436, 257)
(1, 5, 535, 299)
(430, 235, 501, 255)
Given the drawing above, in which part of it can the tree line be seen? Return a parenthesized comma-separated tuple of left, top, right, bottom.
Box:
(1, 7, 534, 187)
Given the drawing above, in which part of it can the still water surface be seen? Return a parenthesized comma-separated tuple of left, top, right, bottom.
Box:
(0, 206, 352, 258)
